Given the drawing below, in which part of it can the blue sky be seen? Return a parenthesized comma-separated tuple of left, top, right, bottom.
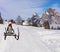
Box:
(0, 0, 60, 20)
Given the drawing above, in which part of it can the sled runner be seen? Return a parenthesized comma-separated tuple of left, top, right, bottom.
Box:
(4, 27, 19, 40)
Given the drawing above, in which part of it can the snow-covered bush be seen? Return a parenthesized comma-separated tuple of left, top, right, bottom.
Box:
(10, 19, 15, 23)
(23, 21, 29, 26)
(50, 23, 60, 30)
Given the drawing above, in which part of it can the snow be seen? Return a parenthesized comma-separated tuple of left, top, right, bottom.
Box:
(0, 22, 60, 52)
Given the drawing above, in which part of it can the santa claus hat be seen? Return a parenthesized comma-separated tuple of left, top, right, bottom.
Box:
(8, 20, 12, 24)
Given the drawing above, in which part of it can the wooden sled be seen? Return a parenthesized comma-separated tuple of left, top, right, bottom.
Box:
(4, 27, 19, 40)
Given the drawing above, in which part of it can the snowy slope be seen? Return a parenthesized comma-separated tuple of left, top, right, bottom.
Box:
(0, 22, 60, 52)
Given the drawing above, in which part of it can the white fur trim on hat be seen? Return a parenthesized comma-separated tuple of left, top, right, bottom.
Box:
(8, 22, 12, 24)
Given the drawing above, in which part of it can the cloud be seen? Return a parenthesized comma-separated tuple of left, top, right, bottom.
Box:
(0, 0, 49, 20)
(51, 4, 60, 13)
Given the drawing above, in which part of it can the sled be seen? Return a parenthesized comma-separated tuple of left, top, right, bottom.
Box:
(4, 27, 19, 40)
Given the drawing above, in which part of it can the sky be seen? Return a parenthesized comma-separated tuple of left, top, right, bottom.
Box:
(0, 0, 60, 20)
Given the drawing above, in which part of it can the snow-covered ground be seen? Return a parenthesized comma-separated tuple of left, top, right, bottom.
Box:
(0, 22, 60, 52)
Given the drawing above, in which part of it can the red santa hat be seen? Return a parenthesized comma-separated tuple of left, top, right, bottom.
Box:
(8, 21, 12, 28)
(8, 20, 12, 25)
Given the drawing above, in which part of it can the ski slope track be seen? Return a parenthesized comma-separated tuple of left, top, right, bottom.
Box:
(0, 22, 60, 52)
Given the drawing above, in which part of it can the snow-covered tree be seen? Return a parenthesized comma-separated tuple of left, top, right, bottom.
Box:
(27, 18, 32, 26)
(31, 12, 41, 27)
(0, 12, 3, 24)
(15, 16, 22, 25)
(43, 20, 50, 29)
(41, 8, 60, 24)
